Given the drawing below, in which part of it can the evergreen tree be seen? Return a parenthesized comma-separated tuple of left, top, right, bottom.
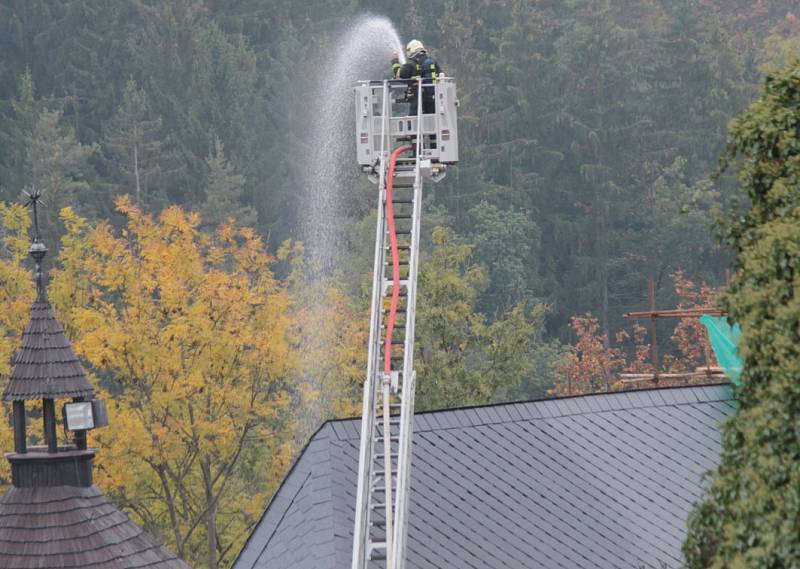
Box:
(26, 109, 97, 231)
(103, 79, 173, 212)
(0, 71, 47, 200)
(47, 1, 120, 141)
(0, 2, 60, 101)
(199, 137, 257, 229)
(548, 0, 642, 342)
(0, 72, 96, 233)
(127, 5, 264, 215)
(642, 0, 743, 179)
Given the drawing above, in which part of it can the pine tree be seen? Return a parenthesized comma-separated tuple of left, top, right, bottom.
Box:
(26, 109, 98, 229)
(103, 79, 171, 211)
(0, 71, 46, 200)
(549, 0, 642, 342)
(198, 137, 257, 229)
(1, 72, 96, 233)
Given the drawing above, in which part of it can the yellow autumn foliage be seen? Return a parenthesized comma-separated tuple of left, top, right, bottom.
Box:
(278, 240, 367, 440)
(0, 198, 368, 568)
(0, 203, 35, 486)
(49, 198, 297, 569)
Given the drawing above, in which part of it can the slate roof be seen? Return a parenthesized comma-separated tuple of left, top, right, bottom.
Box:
(0, 485, 191, 569)
(234, 383, 735, 569)
(3, 298, 94, 401)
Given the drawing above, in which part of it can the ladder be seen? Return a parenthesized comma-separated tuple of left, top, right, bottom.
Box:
(351, 80, 425, 569)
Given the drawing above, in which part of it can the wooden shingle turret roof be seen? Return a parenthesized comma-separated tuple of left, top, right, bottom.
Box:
(3, 191, 92, 402)
(2, 297, 94, 401)
(0, 486, 191, 569)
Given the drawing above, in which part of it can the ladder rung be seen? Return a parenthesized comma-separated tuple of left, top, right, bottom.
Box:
(375, 452, 399, 459)
(375, 410, 401, 418)
(383, 287, 408, 293)
(375, 414, 401, 421)
(369, 544, 387, 560)
(380, 329, 406, 337)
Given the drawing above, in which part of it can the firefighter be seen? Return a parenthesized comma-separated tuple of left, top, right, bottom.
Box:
(391, 39, 442, 114)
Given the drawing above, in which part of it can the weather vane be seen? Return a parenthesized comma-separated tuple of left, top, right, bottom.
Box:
(23, 188, 47, 299)
(23, 187, 46, 245)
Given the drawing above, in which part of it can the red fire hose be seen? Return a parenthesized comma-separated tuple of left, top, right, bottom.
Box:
(384, 144, 412, 377)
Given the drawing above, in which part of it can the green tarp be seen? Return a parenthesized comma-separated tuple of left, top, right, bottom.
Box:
(700, 315, 742, 386)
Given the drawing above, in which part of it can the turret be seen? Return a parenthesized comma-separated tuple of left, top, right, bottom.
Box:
(3, 189, 106, 487)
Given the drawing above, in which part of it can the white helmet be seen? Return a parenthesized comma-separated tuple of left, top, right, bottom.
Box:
(405, 39, 426, 59)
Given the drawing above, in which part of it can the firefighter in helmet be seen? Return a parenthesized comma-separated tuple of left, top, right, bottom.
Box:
(391, 39, 442, 114)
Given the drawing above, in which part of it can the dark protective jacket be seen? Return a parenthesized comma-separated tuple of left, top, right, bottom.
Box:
(391, 52, 442, 113)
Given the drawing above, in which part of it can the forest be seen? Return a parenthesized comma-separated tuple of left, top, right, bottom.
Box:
(0, 1, 799, 567)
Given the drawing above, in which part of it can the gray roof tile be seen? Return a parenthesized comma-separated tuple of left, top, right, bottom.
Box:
(234, 384, 734, 569)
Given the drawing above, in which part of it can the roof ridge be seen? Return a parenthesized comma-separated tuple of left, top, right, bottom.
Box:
(321, 382, 734, 441)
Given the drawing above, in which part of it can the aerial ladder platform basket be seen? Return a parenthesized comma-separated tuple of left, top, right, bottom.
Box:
(351, 77, 458, 569)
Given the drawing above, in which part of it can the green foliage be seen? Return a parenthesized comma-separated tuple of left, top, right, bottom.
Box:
(0, 0, 758, 339)
(0, 72, 46, 199)
(198, 137, 257, 229)
(683, 58, 800, 569)
(431, 0, 744, 340)
(103, 79, 173, 212)
(416, 227, 537, 410)
(26, 110, 97, 226)
(466, 200, 541, 312)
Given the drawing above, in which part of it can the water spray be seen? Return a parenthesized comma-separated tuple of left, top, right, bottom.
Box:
(297, 16, 404, 437)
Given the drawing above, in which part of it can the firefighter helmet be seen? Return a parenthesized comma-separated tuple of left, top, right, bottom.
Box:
(405, 39, 426, 59)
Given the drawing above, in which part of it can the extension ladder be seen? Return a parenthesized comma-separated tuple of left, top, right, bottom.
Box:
(351, 80, 425, 569)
